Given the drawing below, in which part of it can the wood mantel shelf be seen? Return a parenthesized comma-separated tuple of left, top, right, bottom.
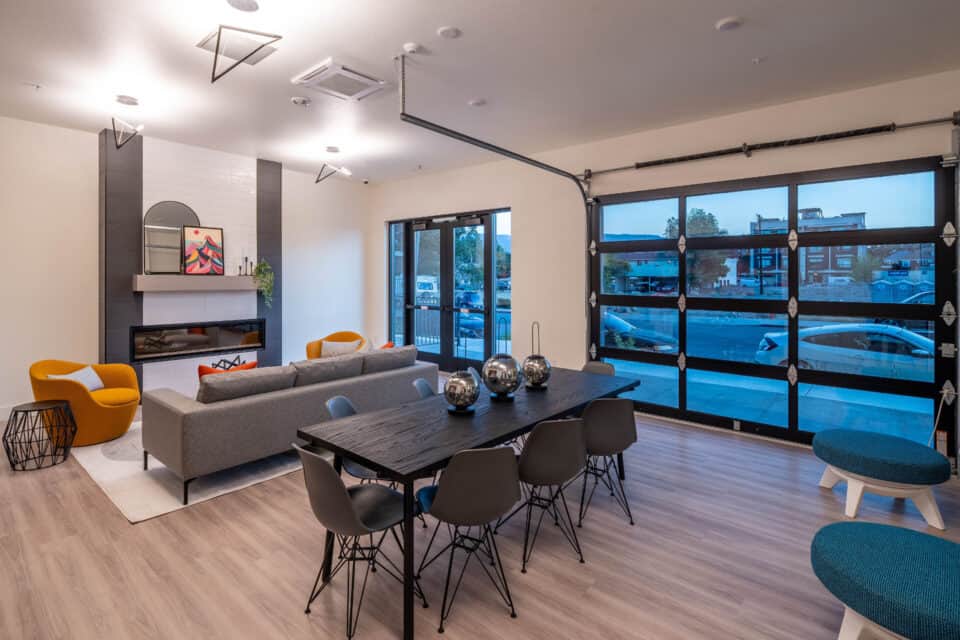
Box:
(132, 275, 257, 293)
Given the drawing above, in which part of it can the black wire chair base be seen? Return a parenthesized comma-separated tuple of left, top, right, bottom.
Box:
(496, 484, 584, 572)
(417, 522, 517, 633)
(578, 454, 634, 527)
(305, 527, 428, 639)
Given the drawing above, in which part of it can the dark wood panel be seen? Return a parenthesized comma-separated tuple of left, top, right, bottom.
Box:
(298, 368, 638, 479)
(98, 130, 143, 385)
(256, 159, 282, 366)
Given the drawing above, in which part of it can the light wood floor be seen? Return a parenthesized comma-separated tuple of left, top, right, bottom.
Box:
(2, 416, 958, 640)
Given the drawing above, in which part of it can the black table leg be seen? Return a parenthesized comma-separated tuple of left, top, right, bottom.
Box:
(321, 455, 343, 583)
(618, 452, 626, 481)
(403, 478, 415, 640)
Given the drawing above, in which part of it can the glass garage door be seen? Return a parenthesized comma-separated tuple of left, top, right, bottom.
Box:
(590, 157, 956, 451)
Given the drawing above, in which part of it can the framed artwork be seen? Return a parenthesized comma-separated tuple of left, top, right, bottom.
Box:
(182, 226, 225, 275)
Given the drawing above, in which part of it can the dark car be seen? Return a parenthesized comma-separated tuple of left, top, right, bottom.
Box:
(456, 313, 484, 338)
(455, 291, 483, 309)
(601, 311, 677, 353)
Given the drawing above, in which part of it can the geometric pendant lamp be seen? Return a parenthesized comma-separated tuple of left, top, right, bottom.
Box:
(210, 25, 282, 83)
(111, 117, 143, 149)
(315, 163, 352, 183)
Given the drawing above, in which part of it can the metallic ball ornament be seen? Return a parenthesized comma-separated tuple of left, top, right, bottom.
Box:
(522, 354, 552, 388)
(481, 353, 523, 398)
(444, 369, 480, 411)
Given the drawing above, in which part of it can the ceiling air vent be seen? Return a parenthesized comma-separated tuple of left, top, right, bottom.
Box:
(290, 58, 386, 101)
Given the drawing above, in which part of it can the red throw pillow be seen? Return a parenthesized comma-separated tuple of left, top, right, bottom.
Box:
(380, 342, 395, 349)
(198, 361, 257, 379)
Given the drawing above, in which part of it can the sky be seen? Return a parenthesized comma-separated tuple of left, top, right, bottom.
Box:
(602, 171, 934, 238)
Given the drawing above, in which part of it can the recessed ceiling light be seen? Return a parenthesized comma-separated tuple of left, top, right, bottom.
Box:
(752, 56, 767, 64)
(326, 146, 340, 153)
(291, 96, 311, 106)
(468, 98, 486, 107)
(227, 0, 259, 11)
(437, 26, 462, 39)
(715, 16, 744, 32)
(403, 42, 424, 54)
(339, 166, 353, 177)
(116, 94, 139, 106)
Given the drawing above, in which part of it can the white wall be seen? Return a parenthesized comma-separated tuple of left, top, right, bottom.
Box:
(0, 117, 99, 414)
(282, 169, 370, 365)
(140, 137, 260, 396)
(364, 68, 960, 370)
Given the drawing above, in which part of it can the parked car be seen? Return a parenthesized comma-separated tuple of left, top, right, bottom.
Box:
(454, 290, 483, 309)
(754, 323, 933, 382)
(874, 290, 935, 338)
(456, 312, 484, 338)
(601, 311, 677, 353)
(415, 276, 439, 305)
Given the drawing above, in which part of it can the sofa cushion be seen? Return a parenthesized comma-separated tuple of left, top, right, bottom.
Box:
(196, 365, 297, 403)
(291, 353, 364, 387)
(362, 345, 418, 374)
(91, 388, 140, 406)
(47, 365, 104, 392)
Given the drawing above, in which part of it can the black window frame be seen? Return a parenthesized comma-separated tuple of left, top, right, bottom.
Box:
(590, 156, 956, 450)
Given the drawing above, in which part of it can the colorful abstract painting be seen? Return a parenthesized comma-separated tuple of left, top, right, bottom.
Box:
(182, 226, 225, 275)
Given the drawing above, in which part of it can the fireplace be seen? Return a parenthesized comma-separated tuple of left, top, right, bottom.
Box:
(130, 319, 266, 363)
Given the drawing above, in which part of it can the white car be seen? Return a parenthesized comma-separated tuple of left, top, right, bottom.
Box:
(754, 323, 933, 382)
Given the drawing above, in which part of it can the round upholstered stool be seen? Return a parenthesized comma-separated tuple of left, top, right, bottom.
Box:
(811, 522, 960, 640)
(813, 429, 951, 530)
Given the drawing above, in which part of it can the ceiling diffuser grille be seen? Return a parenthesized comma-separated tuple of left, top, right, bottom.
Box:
(290, 58, 386, 101)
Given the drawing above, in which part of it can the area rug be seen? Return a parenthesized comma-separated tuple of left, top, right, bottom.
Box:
(71, 423, 301, 524)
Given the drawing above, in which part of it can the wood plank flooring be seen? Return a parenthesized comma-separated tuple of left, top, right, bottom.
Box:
(2, 415, 958, 640)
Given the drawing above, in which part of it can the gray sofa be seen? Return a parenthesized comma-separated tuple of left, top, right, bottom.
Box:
(141, 346, 437, 503)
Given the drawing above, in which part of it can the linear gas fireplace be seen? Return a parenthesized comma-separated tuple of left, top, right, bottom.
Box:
(130, 319, 265, 363)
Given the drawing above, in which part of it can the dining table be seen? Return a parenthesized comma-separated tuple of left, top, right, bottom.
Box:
(296, 366, 639, 639)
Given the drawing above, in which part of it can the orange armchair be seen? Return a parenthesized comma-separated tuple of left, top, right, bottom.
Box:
(305, 331, 367, 359)
(29, 360, 140, 446)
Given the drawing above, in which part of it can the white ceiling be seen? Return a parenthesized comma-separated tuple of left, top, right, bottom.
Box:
(2, 0, 959, 181)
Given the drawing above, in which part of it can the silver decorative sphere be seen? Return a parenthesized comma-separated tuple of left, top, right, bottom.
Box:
(522, 354, 552, 388)
(481, 353, 523, 397)
(444, 369, 480, 410)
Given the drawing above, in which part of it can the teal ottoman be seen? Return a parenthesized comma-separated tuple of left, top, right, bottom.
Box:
(811, 522, 960, 639)
(813, 429, 951, 530)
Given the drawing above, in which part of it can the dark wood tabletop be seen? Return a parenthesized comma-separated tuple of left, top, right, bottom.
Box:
(297, 367, 638, 481)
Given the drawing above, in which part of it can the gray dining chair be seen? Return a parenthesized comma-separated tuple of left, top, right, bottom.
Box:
(497, 418, 587, 571)
(413, 377, 435, 399)
(582, 361, 615, 376)
(294, 444, 427, 639)
(578, 398, 637, 526)
(415, 447, 520, 633)
(326, 395, 380, 483)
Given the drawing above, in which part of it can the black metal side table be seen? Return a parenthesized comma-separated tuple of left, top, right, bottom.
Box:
(2, 400, 78, 471)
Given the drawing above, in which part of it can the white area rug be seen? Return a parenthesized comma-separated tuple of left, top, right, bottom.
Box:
(71, 423, 301, 523)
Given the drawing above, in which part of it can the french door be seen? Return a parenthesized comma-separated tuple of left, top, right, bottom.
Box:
(405, 213, 494, 371)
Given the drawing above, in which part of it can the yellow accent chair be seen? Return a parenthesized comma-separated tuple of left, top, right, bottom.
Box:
(305, 331, 367, 359)
(29, 360, 140, 447)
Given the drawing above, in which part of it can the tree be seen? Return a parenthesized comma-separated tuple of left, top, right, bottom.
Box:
(454, 227, 483, 290)
(676, 208, 730, 291)
(663, 208, 727, 239)
(851, 253, 883, 283)
(602, 256, 632, 293)
(496, 244, 511, 279)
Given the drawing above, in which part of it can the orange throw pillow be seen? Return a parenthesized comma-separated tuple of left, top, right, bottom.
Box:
(198, 361, 257, 379)
(380, 342, 395, 349)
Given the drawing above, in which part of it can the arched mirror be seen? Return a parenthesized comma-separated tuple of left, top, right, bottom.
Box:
(143, 201, 200, 274)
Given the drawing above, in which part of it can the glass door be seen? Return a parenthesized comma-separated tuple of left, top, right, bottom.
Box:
(405, 214, 496, 371)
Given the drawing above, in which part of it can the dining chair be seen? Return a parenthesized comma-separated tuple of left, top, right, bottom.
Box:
(325, 395, 380, 483)
(578, 398, 637, 526)
(294, 444, 427, 639)
(497, 418, 587, 571)
(413, 378, 435, 399)
(581, 361, 615, 376)
(415, 447, 520, 633)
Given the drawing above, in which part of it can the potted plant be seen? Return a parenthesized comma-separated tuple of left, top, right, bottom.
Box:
(252, 259, 275, 308)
